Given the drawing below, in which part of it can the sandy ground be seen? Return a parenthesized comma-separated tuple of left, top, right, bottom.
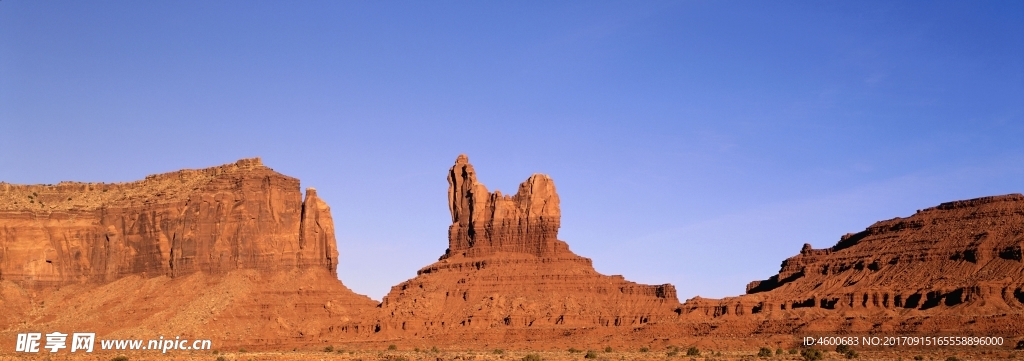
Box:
(1, 347, 1020, 361)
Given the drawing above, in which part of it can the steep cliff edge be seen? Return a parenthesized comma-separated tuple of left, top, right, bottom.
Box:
(4, 156, 1023, 350)
(368, 155, 678, 344)
(0, 159, 377, 348)
(0, 158, 339, 286)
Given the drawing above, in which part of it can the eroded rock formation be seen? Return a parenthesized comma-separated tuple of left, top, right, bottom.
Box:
(3, 155, 1023, 351)
(445, 154, 564, 259)
(676, 194, 1024, 336)
(0, 158, 339, 286)
(0, 159, 376, 348)
(369, 155, 679, 343)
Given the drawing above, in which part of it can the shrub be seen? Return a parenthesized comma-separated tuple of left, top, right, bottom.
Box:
(835, 345, 850, 354)
(325, 346, 334, 352)
(776, 348, 784, 355)
(585, 350, 599, 359)
(522, 353, 542, 361)
(666, 350, 678, 357)
(914, 356, 924, 361)
(604, 346, 613, 352)
(639, 347, 649, 352)
(945, 357, 961, 361)
(110, 357, 129, 361)
(758, 347, 773, 358)
(494, 349, 505, 354)
(788, 349, 798, 355)
(216, 357, 227, 361)
(238, 348, 247, 353)
(686, 347, 700, 356)
(388, 345, 397, 350)
(845, 349, 859, 359)
(568, 348, 583, 353)
(801, 348, 824, 361)
(432, 346, 440, 352)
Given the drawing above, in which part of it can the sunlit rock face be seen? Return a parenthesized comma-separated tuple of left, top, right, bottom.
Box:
(444, 154, 563, 259)
(0, 159, 378, 349)
(0, 158, 339, 286)
(674, 193, 1024, 336)
(372, 154, 679, 343)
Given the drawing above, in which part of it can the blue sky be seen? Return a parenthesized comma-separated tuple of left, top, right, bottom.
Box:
(2, 1, 1022, 301)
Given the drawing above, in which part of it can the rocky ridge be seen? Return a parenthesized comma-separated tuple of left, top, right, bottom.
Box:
(675, 194, 1024, 336)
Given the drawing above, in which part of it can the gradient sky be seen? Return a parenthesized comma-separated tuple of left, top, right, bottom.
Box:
(2, 1, 1023, 301)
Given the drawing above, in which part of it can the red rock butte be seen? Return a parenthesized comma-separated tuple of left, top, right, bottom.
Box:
(363, 155, 679, 345)
(0, 158, 376, 349)
(1, 156, 1022, 351)
(445, 154, 564, 258)
(0, 158, 340, 284)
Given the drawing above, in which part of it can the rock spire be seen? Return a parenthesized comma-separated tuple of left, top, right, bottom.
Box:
(445, 154, 563, 258)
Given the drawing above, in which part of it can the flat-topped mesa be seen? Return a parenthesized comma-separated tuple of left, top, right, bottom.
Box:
(0, 158, 269, 211)
(444, 154, 566, 259)
(0, 158, 339, 287)
(744, 193, 1024, 301)
(676, 193, 1024, 335)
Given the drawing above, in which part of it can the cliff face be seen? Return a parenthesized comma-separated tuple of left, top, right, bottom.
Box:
(747, 194, 1024, 299)
(371, 155, 678, 342)
(445, 154, 563, 258)
(4, 155, 1023, 350)
(0, 158, 338, 287)
(676, 194, 1024, 336)
(0, 159, 377, 349)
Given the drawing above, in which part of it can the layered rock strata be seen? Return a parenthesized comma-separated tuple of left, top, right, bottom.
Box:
(677, 194, 1024, 335)
(4, 155, 1024, 350)
(444, 154, 563, 259)
(0, 159, 376, 348)
(0, 158, 338, 287)
(371, 155, 678, 342)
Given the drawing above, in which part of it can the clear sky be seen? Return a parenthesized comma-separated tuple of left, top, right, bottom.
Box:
(2, 1, 1022, 301)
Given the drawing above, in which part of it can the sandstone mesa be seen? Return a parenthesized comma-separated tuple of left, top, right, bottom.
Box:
(0, 159, 376, 348)
(0, 156, 1022, 352)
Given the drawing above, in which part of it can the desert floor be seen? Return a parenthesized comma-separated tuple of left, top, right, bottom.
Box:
(1, 347, 1020, 361)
